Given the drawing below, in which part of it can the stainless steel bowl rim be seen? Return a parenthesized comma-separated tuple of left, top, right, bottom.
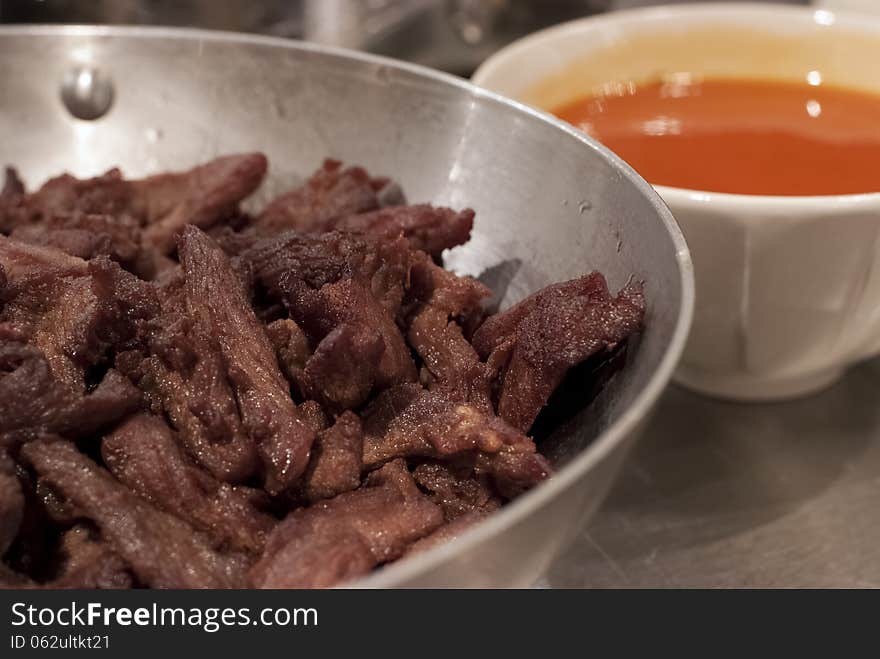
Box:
(0, 24, 695, 588)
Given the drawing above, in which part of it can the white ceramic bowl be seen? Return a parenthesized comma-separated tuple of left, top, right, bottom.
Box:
(474, 2, 880, 401)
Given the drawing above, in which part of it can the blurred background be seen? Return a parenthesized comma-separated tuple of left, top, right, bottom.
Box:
(0, 0, 810, 77)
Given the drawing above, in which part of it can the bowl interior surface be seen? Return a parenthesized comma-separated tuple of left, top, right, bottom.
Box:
(0, 26, 692, 586)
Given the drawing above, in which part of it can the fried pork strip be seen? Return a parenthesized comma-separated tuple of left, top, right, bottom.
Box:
(473, 273, 645, 432)
(20, 437, 248, 589)
(0, 154, 645, 590)
(178, 226, 316, 492)
(251, 460, 442, 588)
(102, 413, 274, 554)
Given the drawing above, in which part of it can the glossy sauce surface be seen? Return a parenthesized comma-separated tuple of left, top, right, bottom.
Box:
(553, 77, 880, 195)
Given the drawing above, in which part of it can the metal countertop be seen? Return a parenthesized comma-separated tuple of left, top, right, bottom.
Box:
(545, 358, 880, 588)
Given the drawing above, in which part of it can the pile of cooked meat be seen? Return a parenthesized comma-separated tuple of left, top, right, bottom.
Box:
(0, 154, 644, 589)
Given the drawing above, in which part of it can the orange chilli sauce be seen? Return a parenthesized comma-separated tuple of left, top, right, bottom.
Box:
(552, 76, 880, 196)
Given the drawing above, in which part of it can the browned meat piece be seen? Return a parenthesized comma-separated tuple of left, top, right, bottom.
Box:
(412, 461, 500, 520)
(120, 346, 259, 484)
(0, 234, 87, 285)
(406, 251, 489, 326)
(30, 258, 156, 392)
(476, 448, 553, 499)
(0, 238, 157, 395)
(102, 413, 275, 554)
(63, 370, 141, 437)
(0, 168, 26, 234)
(11, 212, 141, 269)
(138, 153, 267, 253)
(410, 304, 490, 402)
(282, 276, 417, 391)
(2, 167, 24, 197)
(35, 476, 79, 526)
(404, 252, 491, 403)
(0, 339, 140, 440)
(49, 526, 133, 589)
(472, 273, 645, 432)
(119, 274, 259, 483)
(243, 229, 412, 316)
(297, 400, 329, 434)
(20, 438, 248, 589)
(302, 412, 363, 502)
(251, 460, 442, 588)
(179, 226, 316, 492)
(152, 257, 183, 288)
(1, 154, 266, 256)
(335, 204, 474, 259)
(362, 384, 551, 496)
(0, 452, 23, 556)
(405, 511, 489, 556)
(30, 275, 97, 389)
(255, 159, 386, 234)
(362, 384, 515, 465)
(359, 382, 422, 450)
(2, 168, 132, 229)
(268, 315, 383, 415)
(259, 532, 374, 589)
(2, 463, 55, 582)
(209, 225, 260, 257)
(265, 318, 311, 385)
(300, 321, 384, 413)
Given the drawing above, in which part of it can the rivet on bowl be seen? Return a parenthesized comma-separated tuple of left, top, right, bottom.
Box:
(60, 66, 114, 121)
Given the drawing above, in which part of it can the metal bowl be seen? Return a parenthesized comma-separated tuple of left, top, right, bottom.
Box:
(0, 25, 693, 587)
